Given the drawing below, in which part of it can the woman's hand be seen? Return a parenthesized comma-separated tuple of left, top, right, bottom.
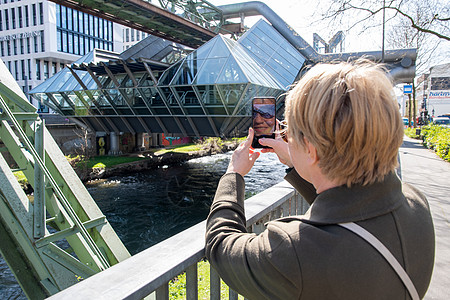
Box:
(259, 121, 293, 167)
(226, 128, 260, 176)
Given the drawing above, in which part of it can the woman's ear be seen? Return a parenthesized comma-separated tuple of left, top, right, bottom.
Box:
(304, 137, 319, 165)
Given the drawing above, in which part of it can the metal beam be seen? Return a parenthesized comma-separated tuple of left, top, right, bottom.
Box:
(169, 86, 200, 137)
(192, 86, 219, 136)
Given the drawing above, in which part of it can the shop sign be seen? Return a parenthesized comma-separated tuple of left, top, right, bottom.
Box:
(0, 31, 41, 41)
(428, 90, 450, 100)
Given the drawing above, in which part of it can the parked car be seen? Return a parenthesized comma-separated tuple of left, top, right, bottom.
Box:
(432, 117, 450, 127)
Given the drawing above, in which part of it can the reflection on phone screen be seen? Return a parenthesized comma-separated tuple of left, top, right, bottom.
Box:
(252, 97, 276, 148)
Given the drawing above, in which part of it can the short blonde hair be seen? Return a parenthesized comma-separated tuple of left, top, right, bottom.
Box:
(286, 59, 404, 186)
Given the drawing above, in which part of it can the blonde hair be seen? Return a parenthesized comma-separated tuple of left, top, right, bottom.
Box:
(286, 59, 404, 186)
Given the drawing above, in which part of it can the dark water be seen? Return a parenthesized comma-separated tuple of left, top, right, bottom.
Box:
(0, 152, 285, 298)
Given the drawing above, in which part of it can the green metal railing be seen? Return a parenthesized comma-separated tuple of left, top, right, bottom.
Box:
(0, 60, 130, 299)
(47, 180, 309, 299)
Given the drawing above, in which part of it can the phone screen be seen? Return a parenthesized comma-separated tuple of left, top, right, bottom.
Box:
(251, 97, 276, 148)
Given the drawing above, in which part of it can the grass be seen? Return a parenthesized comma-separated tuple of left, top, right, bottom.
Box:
(75, 155, 148, 169)
(169, 260, 244, 299)
(154, 143, 202, 155)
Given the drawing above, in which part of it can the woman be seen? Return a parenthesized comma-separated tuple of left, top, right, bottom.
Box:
(205, 60, 435, 299)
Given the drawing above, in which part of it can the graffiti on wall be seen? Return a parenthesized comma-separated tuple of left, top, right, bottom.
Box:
(162, 134, 191, 146)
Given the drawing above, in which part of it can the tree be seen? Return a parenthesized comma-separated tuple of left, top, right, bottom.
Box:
(315, 0, 449, 73)
(318, 0, 449, 41)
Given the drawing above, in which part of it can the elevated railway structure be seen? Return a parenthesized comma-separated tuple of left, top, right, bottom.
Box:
(47, 0, 221, 48)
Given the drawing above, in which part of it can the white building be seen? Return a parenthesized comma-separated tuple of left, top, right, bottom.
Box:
(425, 63, 450, 117)
(0, 0, 146, 111)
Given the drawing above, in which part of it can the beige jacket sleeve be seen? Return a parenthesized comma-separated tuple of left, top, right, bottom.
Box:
(205, 173, 302, 300)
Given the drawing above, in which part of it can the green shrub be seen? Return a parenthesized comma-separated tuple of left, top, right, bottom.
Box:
(404, 127, 420, 139)
(421, 125, 450, 162)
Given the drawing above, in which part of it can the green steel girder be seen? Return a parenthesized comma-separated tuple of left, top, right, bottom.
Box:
(0, 60, 130, 297)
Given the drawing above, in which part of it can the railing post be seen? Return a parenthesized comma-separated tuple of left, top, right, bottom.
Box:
(186, 263, 198, 300)
(229, 288, 239, 300)
(155, 282, 169, 300)
(282, 201, 290, 217)
(210, 264, 221, 300)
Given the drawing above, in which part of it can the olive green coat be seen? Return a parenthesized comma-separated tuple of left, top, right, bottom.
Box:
(205, 170, 434, 299)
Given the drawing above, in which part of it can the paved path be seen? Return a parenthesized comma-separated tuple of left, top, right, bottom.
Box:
(399, 136, 450, 299)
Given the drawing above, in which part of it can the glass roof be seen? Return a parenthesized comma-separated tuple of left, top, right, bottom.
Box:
(29, 50, 113, 94)
(238, 19, 306, 89)
(158, 35, 284, 89)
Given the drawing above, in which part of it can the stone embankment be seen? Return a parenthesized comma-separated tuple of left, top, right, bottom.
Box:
(76, 140, 240, 182)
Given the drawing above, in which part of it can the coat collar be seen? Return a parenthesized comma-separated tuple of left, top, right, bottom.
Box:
(281, 172, 404, 225)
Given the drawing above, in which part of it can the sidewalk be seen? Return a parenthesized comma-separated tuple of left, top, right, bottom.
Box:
(399, 136, 450, 299)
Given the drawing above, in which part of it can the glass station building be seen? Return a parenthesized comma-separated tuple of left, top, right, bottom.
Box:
(30, 20, 306, 151)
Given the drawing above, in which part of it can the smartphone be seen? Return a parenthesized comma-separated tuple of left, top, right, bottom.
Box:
(251, 97, 276, 148)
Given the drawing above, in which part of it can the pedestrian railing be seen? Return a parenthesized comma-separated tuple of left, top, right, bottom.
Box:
(48, 180, 309, 299)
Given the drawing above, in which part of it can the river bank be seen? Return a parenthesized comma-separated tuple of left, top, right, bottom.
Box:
(74, 139, 241, 182)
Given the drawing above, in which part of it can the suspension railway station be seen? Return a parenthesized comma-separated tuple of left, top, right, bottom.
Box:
(0, 0, 418, 299)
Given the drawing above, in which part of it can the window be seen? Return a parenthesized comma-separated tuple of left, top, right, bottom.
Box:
(0, 41, 3, 56)
(18, 6, 22, 28)
(131, 29, 134, 42)
(26, 37, 30, 53)
(68, 32, 73, 53)
(99, 19, 103, 39)
(84, 13, 88, 35)
(61, 5, 66, 28)
(136, 31, 140, 41)
(21, 59, 25, 80)
(126, 28, 129, 42)
(73, 10, 78, 32)
(52, 62, 56, 75)
(5, 9, 9, 30)
(20, 38, 24, 54)
(39, 2, 43, 25)
(24, 5, 29, 27)
(80, 35, 84, 54)
(8, 61, 11, 73)
(14, 60, 18, 80)
(67, 8, 72, 31)
(56, 4, 60, 27)
(32, 4, 36, 26)
(43, 61, 48, 79)
(57, 29, 62, 51)
(27, 59, 31, 80)
(94, 16, 98, 36)
(40, 30, 44, 52)
(6, 40, 10, 56)
(13, 39, 17, 55)
(11, 8, 15, 29)
(34, 35, 38, 52)
(0, 10, 2, 31)
(36, 59, 41, 80)
(62, 31, 67, 52)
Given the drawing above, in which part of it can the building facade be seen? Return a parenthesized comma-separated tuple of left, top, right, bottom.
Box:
(0, 0, 144, 111)
(417, 63, 450, 119)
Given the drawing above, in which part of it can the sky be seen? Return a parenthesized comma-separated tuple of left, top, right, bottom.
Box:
(209, 0, 387, 53)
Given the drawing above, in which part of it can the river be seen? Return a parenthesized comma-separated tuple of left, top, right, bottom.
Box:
(0, 152, 286, 298)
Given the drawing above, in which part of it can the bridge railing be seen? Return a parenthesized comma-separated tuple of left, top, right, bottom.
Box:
(48, 180, 309, 299)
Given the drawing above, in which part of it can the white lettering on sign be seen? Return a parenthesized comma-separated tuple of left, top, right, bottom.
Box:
(428, 90, 450, 100)
(0, 31, 41, 41)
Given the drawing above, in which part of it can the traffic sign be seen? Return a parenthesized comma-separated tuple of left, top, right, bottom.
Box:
(403, 85, 413, 94)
